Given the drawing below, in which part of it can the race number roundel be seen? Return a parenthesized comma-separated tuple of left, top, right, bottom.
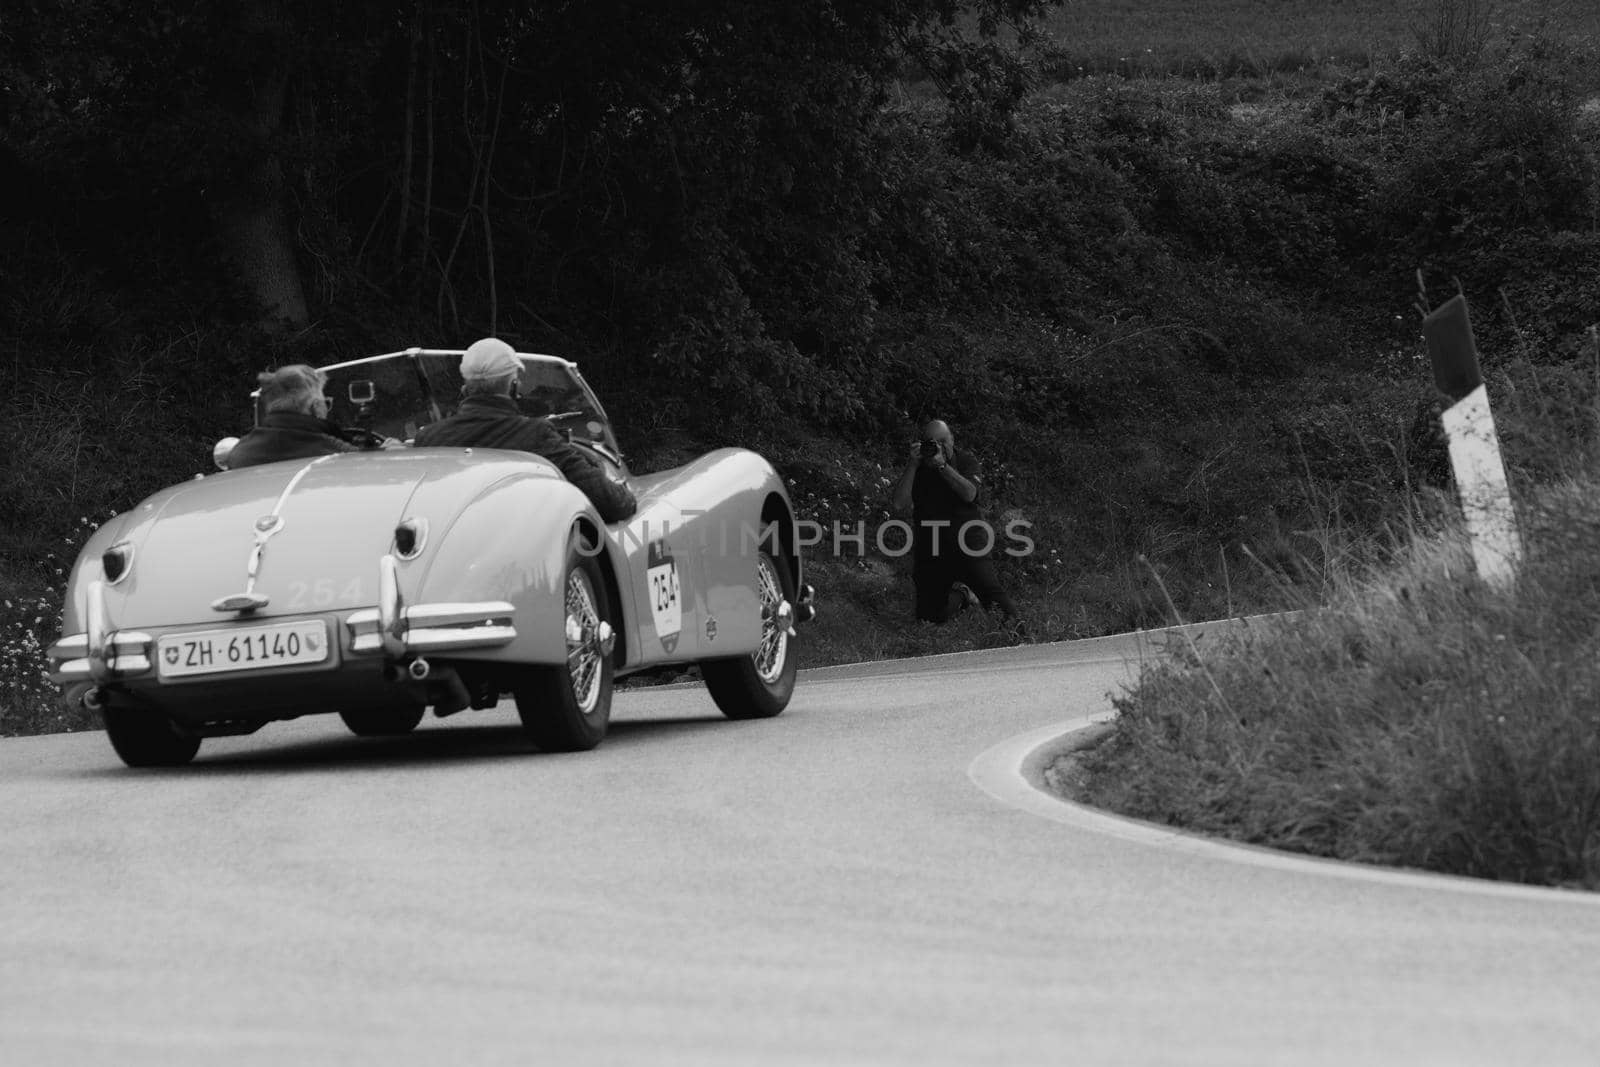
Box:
(647, 540, 681, 653)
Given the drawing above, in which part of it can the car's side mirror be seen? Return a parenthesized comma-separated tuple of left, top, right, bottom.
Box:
(348, 380, 376, 405)
(212, 437, 240, 471)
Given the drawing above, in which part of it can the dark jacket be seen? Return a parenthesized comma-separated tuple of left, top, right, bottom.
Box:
(911, 448, 985, 559)
(414, 394, 637, 522)
(228, 411, 357, 470)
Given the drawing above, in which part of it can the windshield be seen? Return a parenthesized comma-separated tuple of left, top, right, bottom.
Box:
(313, 349, 621, 458)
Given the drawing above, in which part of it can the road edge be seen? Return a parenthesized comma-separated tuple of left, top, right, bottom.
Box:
(969, 716, 1600, 907)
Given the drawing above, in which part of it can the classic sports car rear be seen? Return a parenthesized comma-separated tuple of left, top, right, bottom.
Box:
(49, 349, 815, 766)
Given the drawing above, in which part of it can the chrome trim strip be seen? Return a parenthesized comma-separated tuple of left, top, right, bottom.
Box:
(55, 658, 92, 679)
(53, 629, 154, 681)
(51, 634, 89, 657)
(345, 599, 517, 656)
(406, 602, 516, 626)
(232, 455, 336, 600)
(85, 580, 110, 683)
(404, 625, 518, 651)
(267, 455, 335, 519)
(377, 554, 405, 657)
(54, 654, 152, 680)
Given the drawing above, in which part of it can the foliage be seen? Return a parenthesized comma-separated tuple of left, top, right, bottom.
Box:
(2, 0, 1057, 414)
(1317, 41, 1600, 296)
(0, 521, 102, 736)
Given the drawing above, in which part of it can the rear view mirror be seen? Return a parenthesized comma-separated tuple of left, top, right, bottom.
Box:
(348, 380, 376, 405)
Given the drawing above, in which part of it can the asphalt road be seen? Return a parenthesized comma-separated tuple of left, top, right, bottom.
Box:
(4, 628, 1600, 1065)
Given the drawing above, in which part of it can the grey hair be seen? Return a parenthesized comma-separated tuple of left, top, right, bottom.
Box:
(258, 365, 328, 416)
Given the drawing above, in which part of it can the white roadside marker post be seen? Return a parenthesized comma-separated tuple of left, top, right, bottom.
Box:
(1421, 291, 1523, 588)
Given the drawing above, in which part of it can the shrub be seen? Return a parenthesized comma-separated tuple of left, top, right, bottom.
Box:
(1080, 462, 1600, 889)
(1364, 44, 1598, 280)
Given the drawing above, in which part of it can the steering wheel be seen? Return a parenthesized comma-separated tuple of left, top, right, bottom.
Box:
(341, 426, 389, 450)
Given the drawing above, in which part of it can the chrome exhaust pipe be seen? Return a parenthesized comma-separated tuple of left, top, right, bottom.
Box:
(407, 657, 432, 681)
(81, 687, 106, 711)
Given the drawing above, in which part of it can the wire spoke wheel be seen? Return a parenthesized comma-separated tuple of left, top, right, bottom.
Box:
(514, 541, 614, 752)
(753, 552, 789, 685)
(700, 548, 798, 720)
(565, 567, 603, 714)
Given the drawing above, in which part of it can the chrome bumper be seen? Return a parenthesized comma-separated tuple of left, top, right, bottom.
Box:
(49, 580, 153, 683)
(344, 554, 516, 655)
(344, 602, 517, 655)
(49, 559, 518, 685)
(49, 632, 154, 682)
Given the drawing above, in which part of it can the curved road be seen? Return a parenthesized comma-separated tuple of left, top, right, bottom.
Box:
(3, 629, 1599, 1065)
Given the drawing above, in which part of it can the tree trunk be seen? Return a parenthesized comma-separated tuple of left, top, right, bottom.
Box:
(206, 0, 309, 331)
(211, 183, 309, 330)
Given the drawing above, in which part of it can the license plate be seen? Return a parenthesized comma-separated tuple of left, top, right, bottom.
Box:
(157, 621, 330, 679)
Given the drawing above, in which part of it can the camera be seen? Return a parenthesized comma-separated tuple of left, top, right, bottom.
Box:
(919, 439, 939, 458)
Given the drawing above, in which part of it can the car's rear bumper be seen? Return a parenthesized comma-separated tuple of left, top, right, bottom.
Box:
(49, 568, 524, 687)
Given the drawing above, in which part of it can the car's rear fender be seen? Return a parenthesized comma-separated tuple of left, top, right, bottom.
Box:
(404, 473, 591, 665)
(619, 448, 798, 662)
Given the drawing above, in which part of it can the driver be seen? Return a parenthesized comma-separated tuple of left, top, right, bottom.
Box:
(228, 364, 379, 469)
(414, 337, 637, 522)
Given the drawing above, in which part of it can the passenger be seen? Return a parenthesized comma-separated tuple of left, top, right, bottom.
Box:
(415, 337, 638, 522)
(227, 365, 360, 469)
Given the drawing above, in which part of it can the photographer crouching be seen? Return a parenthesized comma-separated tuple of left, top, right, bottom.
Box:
(890, 419, 1020, 626)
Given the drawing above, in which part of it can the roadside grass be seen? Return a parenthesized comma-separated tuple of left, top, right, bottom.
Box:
(1075, 471, 1600, 889)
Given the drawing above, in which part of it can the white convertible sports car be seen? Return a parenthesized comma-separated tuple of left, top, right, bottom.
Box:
(49, 347, 815, 766)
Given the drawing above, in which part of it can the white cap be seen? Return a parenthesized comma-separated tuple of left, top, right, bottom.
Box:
(460, 337, 520, 380)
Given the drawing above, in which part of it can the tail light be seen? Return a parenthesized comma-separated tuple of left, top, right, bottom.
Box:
(393, 518, 428, 560)
(101, 542, 135, 585)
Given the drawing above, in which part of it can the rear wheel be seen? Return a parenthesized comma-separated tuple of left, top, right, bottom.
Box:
(339, 704, 425, 737)
(513, 544, 614, 751)
(702, 550, 797, 720)
(103, 707, 202, 767)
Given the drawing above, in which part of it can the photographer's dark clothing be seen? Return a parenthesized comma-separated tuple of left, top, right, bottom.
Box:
(414, 394, 637, 522)
(915, 555, 1015, 622)
(228, 411, 357, 469)
(911, 450, 984, 561)
(909, 448, 1017, 621)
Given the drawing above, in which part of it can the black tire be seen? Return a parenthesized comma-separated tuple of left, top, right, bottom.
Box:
(338, 704, 426, 737)
(103, 708, 202, 768)
(513, 543, 614, 751)
(702, 550, 797, 720)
